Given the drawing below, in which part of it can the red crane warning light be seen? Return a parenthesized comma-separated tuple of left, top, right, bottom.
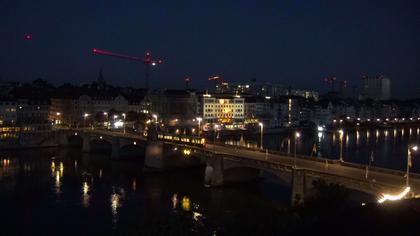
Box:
(185, 77, 191, 89)
(323, 76, 337, 92)
(92, 48, 163, 88)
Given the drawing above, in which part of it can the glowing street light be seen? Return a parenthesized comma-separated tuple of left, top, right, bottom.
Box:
(339, 129, 344, 162)
(317, 126, 324, 140)
(378, 187, 411, 204)
(294, 131, 300, 167)
(259, 122, 264, 149)
(196, 117, 202, 138)
(317, 126, 324, 132)
(103, 112, 109, 129)
(122, 113, 126, 134)
(54, 112, 62, 125)
(406, 145, 418, 187)
(213, 124, 220, 146)
(152, 114, 158, 123)
(83, 113, 93, 129)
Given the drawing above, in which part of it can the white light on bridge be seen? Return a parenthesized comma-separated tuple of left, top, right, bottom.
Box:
(99, 136, 103, 139)
(318, 132, 323, 139)
(378, 187, 411, 204)
(114, 120, 124, 128)
(133, 141, 137, 145)
(74, 132, 78, 136)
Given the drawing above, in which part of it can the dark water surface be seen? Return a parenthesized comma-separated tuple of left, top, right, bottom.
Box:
(0, 148, 291, 235)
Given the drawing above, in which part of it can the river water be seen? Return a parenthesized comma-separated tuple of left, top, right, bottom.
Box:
(1, 126, 414, 235)
(0, 148, 292, 235)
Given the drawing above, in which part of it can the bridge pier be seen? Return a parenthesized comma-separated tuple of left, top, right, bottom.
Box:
(203, 155, 262, 187)
(145, 141, 164, 168)
(291, 168, 306, 206)
(204, 157, 224, 187)
(82, 134, 91, 153)
(111, 137, 120, 159)
(58, 131, 69, 147)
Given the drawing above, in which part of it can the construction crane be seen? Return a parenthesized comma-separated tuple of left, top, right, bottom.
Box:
(92, 48, 163, 89)
(184, 77, 191, 89)
(340, 80, 348, 89)
(208, 75, 220, 92)
(323, 76, 337, 92)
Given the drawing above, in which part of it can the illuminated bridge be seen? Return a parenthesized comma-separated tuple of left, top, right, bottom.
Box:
(54, 129, 420, 205)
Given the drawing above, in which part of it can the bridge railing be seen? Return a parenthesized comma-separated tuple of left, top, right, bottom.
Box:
(62, 129, 420, 180)
(213, 141, 420, 179)
(212, 141, 341, 164)
(340, 161, 420, 179)
(212, 152, 403, 193)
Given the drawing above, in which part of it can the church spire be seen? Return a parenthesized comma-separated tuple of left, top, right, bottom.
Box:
(97, 68, 106, 90)
(98, 68, 104, 82)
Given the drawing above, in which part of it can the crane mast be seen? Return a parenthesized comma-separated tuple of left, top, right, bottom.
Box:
(92, 48, 163, 89)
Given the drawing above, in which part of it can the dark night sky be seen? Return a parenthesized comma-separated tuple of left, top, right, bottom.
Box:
(1, 0, 420, 98)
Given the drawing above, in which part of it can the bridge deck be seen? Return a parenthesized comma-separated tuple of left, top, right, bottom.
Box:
(70, 129, 420, 196)
(206, 144, 420, 196)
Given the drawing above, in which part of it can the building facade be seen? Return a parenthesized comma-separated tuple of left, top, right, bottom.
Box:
(201, 94, 244, 128)
(361, 76, 391, 100)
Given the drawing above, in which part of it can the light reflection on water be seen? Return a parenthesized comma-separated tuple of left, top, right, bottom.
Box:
(55, 170, 61, 194)
(172, 193, 178, 209)
(110, 187, 124, 227)
(173, 194, 205, 226)
(0, 148, 314, 234)
(182, 196, 191, 211)
(82, 181, 90, 207)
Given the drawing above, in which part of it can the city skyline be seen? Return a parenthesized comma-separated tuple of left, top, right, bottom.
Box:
(1, 0, 420, 98)
(2, 2, 420, 234)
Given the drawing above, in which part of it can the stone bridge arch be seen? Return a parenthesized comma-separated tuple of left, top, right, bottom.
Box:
(88, 137, 113, 153)
(202, 153, 399, 206)
(222, 162, 292, 186)
(203, 154, 293, 187)
(119, 140, 146, 159)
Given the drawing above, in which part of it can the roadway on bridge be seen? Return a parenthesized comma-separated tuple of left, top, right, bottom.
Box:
(207, 144, 420, 195)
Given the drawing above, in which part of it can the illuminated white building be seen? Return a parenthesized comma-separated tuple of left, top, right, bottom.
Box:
(201, 94, 244, 127)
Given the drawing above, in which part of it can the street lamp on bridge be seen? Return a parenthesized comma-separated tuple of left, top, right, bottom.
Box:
(83, 113, 93, 130)
(122, 113, 126, 134)
(338, 129, 344, 162)
(294, 131, 300, 167)
(407, 145, 418, 187)
(152, 114, 158, 123)
(196, 117, 202, 138)
(258, 122, 264, 149)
